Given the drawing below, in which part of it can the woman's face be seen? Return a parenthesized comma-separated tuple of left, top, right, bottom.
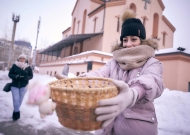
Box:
(122, 36, 141, 48)
(19, 57, 26, 63)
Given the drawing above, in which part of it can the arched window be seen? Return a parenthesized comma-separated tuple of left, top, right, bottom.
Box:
(74, 46, 78, 54)
(161, 31, 167, 47)
(152, 13, 159, 38)
(130, 3, 137, 13)
(82, 10, 87, 34)
(72, 18, 76, 34)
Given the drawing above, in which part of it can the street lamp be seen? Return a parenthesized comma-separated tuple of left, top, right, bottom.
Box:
(7, 13, 20, 70)
(32, 16, 41, 70)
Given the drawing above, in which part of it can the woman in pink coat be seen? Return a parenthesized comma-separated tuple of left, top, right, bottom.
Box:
(57, 9, 164, 135)
(79, 9, 164, 135)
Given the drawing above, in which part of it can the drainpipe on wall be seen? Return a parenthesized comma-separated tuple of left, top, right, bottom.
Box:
(51, 51, 53, 61)
(56, 47, 59, 60)
(64, 46, 66, 57)
(102, 1, 106, 31)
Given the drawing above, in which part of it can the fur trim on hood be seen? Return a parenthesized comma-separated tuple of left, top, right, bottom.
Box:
(141, 38, 159, 50)
(111, 38, 159, 52)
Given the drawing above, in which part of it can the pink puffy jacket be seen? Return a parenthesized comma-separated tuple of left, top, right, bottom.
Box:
(82, 57, 164, 135)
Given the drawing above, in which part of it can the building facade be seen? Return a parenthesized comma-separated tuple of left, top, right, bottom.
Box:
(40, 0, 175, 61)
(156, 49, 190, 92)
(35, 0, 190, 92)
(0, 39, 32, 69)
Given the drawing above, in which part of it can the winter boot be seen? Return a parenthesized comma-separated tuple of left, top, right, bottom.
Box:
(12, 111, 20, 121)
(12, 112, 16, 120)
(18, 111, 20, 119)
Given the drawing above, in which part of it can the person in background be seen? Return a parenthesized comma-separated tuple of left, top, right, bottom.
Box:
(55, 63, 70, 80)
(8, 54, 33, 121)
(78, 9, 164, 135)
(62, 63, 69, 76)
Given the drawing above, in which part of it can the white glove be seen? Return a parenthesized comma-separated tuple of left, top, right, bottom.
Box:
(95, 79, 138, 128)
(78, 73, 87, 77)
(55, 73, 68, 80)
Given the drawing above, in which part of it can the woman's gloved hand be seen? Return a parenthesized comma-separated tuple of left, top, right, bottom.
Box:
(95, 79, 138, 128)
(15, 74, 25, 80)
(15, 75, 19, 79)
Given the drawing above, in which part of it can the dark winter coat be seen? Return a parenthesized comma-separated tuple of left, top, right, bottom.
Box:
(8, 64, 33, 88)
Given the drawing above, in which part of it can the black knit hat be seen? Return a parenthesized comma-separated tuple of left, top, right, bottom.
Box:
(120, 18, 146, 41)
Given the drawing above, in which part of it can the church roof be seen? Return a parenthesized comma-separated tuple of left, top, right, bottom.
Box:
(40, 32, 103, 54)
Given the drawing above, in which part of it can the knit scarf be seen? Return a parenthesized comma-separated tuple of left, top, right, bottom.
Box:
(15, 61, 29, 70)
(112, 45, 155, 70)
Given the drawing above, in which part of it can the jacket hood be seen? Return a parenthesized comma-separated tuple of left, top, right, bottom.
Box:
(111, 38, 159, 52)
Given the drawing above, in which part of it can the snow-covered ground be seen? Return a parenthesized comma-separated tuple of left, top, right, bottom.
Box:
(0, 70, 190, 135)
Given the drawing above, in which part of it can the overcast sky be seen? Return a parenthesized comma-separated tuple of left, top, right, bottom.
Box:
(0, 0, 189, 51)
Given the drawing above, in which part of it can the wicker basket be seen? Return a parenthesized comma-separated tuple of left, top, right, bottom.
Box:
(49, 77, 118, 131)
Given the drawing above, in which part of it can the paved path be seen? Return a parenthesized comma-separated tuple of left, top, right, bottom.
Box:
(0, 121, 94, 135)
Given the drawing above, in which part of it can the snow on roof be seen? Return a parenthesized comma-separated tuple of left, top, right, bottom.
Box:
(40, 59, 108, 66)
(45, 47, 190, 58)
(71, 48, 190, 58)
(65, 50, 112, 59)
(81, 50, 112, 56)
(156, 47, 190, 55)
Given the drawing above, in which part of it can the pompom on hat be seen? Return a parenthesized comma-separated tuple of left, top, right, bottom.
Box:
(120, 9, 146, 41)
(18, 53, 27, 59)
